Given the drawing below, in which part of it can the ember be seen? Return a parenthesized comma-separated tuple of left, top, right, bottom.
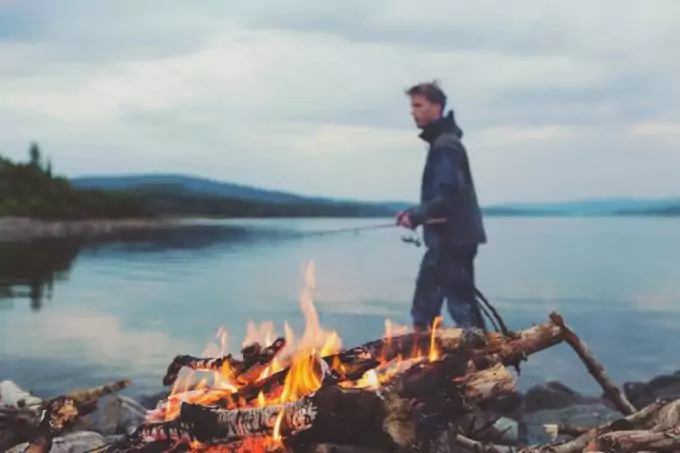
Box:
(4, 260, 680, 452)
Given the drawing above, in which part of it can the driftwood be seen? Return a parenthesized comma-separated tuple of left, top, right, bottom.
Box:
(0, 380, 131, 452)
(21, 396, 80, 453)
(584, 426, 680, 451)
(549, 312, 637, 416)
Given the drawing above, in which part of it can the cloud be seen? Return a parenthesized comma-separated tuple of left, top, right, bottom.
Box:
(0, 0, 679, 203)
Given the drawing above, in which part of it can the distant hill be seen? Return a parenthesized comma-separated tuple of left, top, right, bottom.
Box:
(71, 174, 680, 217)
(71, 174, 324, 204)
(484, 198, 680, 216)
(72, 174, 413, 211)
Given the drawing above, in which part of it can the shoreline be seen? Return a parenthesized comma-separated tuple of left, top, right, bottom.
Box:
(0, 216, 182, 243)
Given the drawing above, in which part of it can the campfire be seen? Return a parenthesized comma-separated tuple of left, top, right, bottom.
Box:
(4, 261, 680, 453)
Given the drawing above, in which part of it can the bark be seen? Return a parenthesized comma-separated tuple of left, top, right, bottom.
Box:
(549, 312, 637, 415)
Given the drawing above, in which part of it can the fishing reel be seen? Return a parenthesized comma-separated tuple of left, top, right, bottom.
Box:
(400, 234, 422, 247)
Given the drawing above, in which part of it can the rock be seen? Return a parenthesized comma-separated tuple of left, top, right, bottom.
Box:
(87, 395, 146, 435)
(479, 391, 524, 416)
(521, 381, 606, 413)
(516, 382, 620, 445)
(137, 391, 169, 410)
(0, 381, 42, 410)
(623, 372, 680, 409)
(7, 431, 106, 453)
(519, 403, 620, 445)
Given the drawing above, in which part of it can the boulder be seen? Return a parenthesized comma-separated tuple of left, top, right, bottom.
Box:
(86, 395, 146, 436)
(0, 381, 42, 410)
(7, 431, 106, 453)
(623, 370, 680, 409)
(516, 382, 620, 445)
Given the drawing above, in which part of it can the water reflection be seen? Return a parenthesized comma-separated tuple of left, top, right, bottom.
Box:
(0, 223, 284, 311)
(0, 238, 81, 311)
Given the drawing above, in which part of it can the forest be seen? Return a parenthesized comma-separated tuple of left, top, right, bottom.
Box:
(0, 144, 394, 220)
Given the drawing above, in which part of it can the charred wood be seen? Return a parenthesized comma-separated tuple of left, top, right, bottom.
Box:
(163, 338, 287, 386)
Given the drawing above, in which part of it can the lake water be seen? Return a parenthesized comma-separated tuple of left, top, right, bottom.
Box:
(1, 217, 679, 400)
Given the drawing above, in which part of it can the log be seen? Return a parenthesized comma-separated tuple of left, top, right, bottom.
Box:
(163, 338, 287, 386)
(216, 321, 559, 410)
(452, 433, 517, 453)
(518, 399, 669, 453)
(61, 379, 131, 407)
(549, 312, 637, 415)
(472, 321, 564, 371)
(120, 358, 516, 452)
(584, 426, 680, 452)
(21, 396, 80, 453)
(0, 380, 131, 452)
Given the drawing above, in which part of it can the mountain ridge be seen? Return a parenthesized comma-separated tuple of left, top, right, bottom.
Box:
(70, 173, 680, 216)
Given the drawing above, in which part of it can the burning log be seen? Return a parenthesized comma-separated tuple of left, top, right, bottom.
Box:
(213, 321, 563, 410)
(121, 356, 515, 452)
(163, 338, 287, 386)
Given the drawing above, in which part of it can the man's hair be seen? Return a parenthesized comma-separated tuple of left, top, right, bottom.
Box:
(405, 80, 447, 111)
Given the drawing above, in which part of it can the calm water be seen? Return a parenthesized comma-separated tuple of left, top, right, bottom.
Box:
(1, 217, 679, 400)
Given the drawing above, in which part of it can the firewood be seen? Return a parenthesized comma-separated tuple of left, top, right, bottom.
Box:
(549, 312, 637, 415)
(59, 379, 132, 416)
(216, 321, 561, 410)
(117, 357, 515, 452)
(0, 380, 131, 452)
(451, 433, 517, 453)
(472, 321, 563, 370)
(163, 338, 287, 386)
(518, 399, 669, 453)
(584, 426, 680, 452)
(21, 396, 80, 453)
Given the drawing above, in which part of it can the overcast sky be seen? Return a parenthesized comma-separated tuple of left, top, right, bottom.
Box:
(1, 1, 679, 204)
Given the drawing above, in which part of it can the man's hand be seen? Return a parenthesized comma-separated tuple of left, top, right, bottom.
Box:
(396, 210, 414, 230)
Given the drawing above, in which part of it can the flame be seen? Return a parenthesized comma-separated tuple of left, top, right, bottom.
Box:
(429, 316, 443, 362)
(150, 259, 446, 452)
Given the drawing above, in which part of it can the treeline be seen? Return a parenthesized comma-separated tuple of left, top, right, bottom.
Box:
(0, 144, 393, 220)
(115, 183, 393, 218)
(0, 144, 152, 219)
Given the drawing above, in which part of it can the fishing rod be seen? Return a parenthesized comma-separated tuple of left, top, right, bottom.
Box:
(290, 218, 448, 246)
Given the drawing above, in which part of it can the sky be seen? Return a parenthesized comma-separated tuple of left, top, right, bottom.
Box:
(0, 1, 679, 204)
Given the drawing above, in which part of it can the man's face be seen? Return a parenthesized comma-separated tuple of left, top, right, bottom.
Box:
(409, 94, 441, 128)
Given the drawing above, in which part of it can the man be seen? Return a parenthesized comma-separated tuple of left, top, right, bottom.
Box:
(396, 81, 487, 332)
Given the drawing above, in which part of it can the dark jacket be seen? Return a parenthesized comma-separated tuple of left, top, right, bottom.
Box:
(408, 111, 487, 249)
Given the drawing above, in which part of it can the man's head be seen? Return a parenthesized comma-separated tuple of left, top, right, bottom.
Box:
(405, 81, 447, 128)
